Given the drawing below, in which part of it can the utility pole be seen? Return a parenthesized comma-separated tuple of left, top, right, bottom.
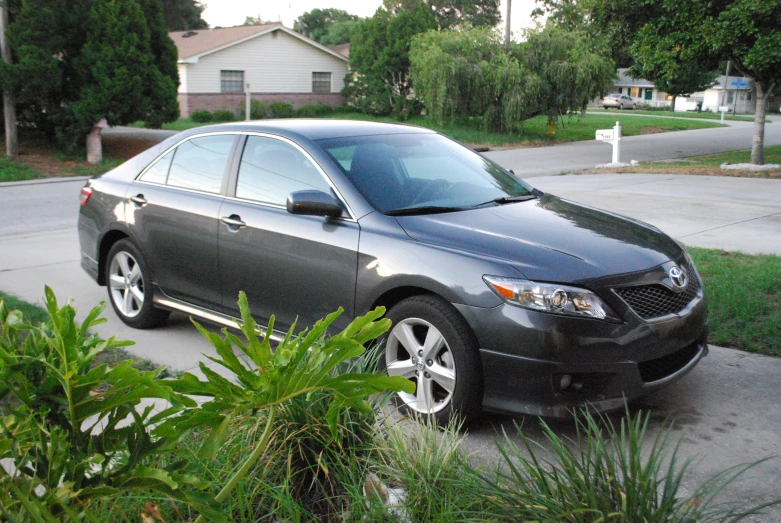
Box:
(504, 0, 512, 48)
(0, 0, 19, 158)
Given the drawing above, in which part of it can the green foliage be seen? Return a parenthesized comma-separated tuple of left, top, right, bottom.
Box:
(410, 26, 614, 132)
(1, 0, 180, 149)
(0, 287, 219, 520)
(161, 0, 207, 31)
(345, 2, 437, 118)
(0, 156, 40, 182)
(267, 102, 294, 118)
(211, 109, 236, 122)
(248, 100, 267, 119)
(293, 8, 360, 43)
(190, 109, 213, 123)
(294, 104, 335, 117)
(383, 0, 501, 29)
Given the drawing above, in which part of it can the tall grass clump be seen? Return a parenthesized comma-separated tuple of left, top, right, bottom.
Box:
(475, 409, 777, 522)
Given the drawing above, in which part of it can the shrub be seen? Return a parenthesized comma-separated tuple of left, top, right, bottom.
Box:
(294, 104, 334, 118)
(267, 102, 294, 118)
(191, 110, 213, 123)
(212, 109, 236, 122)
(332, 104, 359, 114)
(249, 100, 267, 119)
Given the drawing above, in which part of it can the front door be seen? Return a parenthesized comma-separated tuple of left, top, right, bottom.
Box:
(218, 135, 360, 331)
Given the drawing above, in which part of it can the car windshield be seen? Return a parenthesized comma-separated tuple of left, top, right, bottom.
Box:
(316, 133, 532, 214)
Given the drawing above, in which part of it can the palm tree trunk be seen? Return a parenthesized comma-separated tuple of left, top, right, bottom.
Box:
(750, 82, 770, 165)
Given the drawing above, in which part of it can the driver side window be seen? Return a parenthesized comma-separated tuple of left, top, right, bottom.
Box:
(236, 136, 332, 205)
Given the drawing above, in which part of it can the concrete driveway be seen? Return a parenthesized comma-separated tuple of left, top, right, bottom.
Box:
(1, 173, 780, 518)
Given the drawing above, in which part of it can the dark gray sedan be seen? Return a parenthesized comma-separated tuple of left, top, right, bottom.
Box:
(78, 120, 707, 422)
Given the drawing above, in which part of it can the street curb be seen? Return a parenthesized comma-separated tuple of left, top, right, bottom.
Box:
(0, 176, 91, 188)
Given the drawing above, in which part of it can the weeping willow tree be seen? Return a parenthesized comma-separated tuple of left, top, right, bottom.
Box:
(410, 26, 615, 132)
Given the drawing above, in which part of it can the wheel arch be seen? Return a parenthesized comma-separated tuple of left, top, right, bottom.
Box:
(97, 228, 132, 286)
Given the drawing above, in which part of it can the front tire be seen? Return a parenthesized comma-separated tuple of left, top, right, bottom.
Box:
(383, 295, 483, 425)
(632, 103, 637, 110)
(106, 239, 170, 329)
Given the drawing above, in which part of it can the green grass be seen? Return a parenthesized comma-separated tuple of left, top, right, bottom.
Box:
(0, 156, 40, 182)
(688, 248, 781, 356)
(685, 145, 781, 166)
(594, 108, 757, 122)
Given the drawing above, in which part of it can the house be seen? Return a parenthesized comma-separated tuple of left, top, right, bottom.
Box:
(170, 24, 350, 118)
(609, 68, 669, 108)
(689, 75, 756, 114)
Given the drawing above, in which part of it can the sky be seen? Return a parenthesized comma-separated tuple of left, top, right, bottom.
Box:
(201, 0, 540, 39)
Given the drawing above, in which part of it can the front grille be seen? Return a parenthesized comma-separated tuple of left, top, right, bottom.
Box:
(614, 267, 699, 320)
(638, 342, 701, 382)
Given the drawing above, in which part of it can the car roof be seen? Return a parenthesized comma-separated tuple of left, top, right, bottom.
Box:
(176, 119, 436, 142)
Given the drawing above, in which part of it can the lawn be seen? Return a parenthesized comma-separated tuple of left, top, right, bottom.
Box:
(688, 248, 781, 356)
(136, 111, 723, 148)
(594, 108, 757, 123)
(592, 145, 781, 177)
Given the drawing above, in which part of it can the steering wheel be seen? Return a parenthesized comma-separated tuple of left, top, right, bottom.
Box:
(412, 179, 454, 205)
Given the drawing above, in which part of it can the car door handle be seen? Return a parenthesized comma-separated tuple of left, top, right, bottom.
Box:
(220, 215, 246, 228)
(130, 194, 147, 206)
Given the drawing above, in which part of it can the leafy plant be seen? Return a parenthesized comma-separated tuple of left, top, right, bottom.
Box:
(154, 291, 414, 521)
(248, 100, 267, 120)
(0, 287, 220, 520)
(190, 109, 213, 123)
(294, 104, 334, 117)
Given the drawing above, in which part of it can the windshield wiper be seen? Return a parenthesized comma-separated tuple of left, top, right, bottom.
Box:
(384, 205, 466, 216)
(470, 194, 538, 208)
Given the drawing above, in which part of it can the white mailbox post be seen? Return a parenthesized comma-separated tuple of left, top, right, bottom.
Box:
(718, 105, 729, 123)
(595, 121, 622, 164)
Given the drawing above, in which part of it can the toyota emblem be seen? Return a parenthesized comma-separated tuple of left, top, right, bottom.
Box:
(668, 266, 688, 290)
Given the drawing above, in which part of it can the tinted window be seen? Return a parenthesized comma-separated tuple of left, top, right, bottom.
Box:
(236, 136, 332, 205)
(167, 135, 235, 193)
(140, 150, 173, 184)
(318, 134, 531, 213)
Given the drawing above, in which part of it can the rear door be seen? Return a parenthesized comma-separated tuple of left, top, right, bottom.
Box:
(128, 133, 239, 310)
(217, 134, 360, 331)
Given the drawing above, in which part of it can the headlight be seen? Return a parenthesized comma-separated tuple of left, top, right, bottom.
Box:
(483, 276, 620, 321)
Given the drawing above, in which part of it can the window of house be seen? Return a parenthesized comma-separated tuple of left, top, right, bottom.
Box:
(140, 150, 174, 184)
(747, 91, 752, 101)
(727, 91, 734, 104)
(631, 87, 639, 98)
(236, 136, 333, 206)
(221, 70, 244, 92)
(617, 87, 623, 94)
(167, 135, 236, 194)
(312, 72, 331, 93)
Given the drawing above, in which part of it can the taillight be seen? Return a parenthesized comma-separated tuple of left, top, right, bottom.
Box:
(80, 186, 93, 206)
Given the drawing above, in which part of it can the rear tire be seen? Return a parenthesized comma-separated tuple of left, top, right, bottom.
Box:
(618, 103, 624, 110)
(105, 239, 170, 329)
(382, 295, 483, 425)
(632, 104, 637, 110)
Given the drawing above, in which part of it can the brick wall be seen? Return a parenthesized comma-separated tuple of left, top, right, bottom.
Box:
(178, 93, 346, 118)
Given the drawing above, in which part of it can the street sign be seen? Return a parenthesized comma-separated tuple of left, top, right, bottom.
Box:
(730, 79, 748, 87)
(596, 129, 614, 141)
(718, 106, 729, 112)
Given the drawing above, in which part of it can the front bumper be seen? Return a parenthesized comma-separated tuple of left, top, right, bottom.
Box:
(454, 282, 708, 418)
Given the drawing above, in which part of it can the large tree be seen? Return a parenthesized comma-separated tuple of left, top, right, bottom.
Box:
(410, 26, 614, 132)
(384, 0, 501, 29)
(345, 2, 437, 118)
(293, 8, 359, 43)
(161, 0, 207, 31)
(1, 0, 179, 147)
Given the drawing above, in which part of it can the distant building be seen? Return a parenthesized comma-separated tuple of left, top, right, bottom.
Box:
(171, 24, 349, 118)
(594, 68, 778, 114)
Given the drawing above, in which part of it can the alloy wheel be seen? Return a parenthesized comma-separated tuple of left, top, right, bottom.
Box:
(386, 317, 456, 414)
(108, 251, 145, 318)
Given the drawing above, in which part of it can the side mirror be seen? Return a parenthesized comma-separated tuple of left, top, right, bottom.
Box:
(287, 190, 343, 218)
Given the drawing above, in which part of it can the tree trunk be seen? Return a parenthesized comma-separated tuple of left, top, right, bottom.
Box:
(504, 0, 511, 48)
(750, 82, 769, 165)
(0, 2, 18, 158)
(670, 95, 677, 112)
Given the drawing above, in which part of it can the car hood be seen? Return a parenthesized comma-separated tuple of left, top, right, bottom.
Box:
(393, 194, 683, 283)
